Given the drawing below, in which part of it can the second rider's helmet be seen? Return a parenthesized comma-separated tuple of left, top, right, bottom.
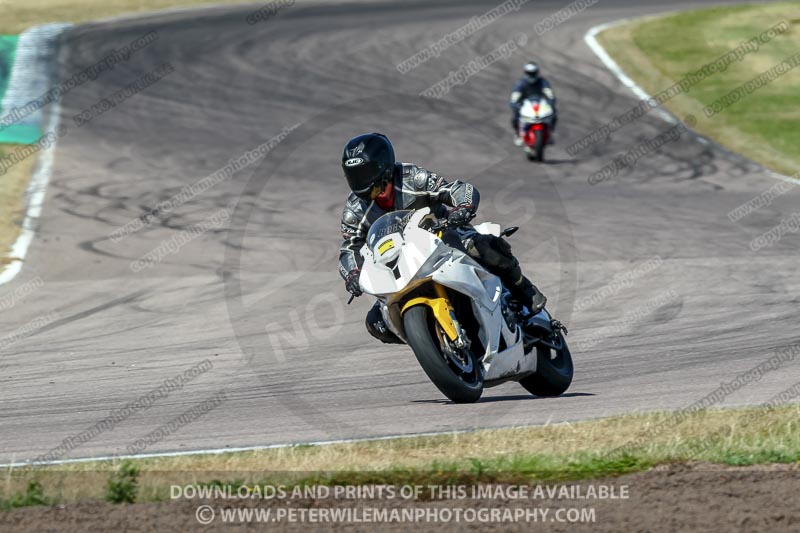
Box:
(524, 62, 540, 81)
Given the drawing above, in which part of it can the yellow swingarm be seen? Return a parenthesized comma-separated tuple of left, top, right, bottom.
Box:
(401, 283, 458, 341)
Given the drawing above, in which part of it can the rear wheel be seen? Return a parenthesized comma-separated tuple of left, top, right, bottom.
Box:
(403, 305, 483, 403)
(519, 332, 572, 396)
(533, 129, 546, 161)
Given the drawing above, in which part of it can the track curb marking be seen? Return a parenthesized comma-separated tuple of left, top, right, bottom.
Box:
(0, 24, 71, 286)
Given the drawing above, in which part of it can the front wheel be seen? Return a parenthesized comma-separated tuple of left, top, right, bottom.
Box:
(403, 305, 483, 403)
(519, 332, 573, 396)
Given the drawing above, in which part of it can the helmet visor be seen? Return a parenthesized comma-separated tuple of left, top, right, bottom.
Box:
(344, 159, 384, 198)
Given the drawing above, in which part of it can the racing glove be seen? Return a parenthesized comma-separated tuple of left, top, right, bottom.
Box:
(448, 204, 476, 227)
(344, 268, 363, 297)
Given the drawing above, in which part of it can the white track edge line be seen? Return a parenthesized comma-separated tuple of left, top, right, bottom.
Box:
(584, 17, 799, 185)
(0, 426, 544, 469)
(584, 18, 675, 125)
(0, 108, 60, 286)
(0, 29, 69, 286)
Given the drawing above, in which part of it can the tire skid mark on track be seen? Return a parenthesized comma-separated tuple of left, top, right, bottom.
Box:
(33, 289, 149, 336)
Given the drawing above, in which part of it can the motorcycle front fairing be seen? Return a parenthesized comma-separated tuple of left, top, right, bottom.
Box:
(519, 96, 554, 125)
(359, 209, 536, 383)
(427, 251, 531, 382)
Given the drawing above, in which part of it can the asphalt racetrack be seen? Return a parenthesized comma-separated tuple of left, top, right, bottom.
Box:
(1, 0, 798, 464)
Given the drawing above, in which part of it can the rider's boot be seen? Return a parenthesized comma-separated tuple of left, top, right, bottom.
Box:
(366, 303, 404, 344)
(512, 115, 523, 146)
(466, 234, 547, 315)
(508, 271, 547, 315)
(493, 253, 547, 315)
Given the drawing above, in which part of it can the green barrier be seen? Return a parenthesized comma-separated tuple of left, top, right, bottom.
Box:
(0, 35, 41, 145)
(0, 36, 16, 98)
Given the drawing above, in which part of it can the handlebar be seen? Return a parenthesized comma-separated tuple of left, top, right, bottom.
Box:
(430, 213, 475, 233)
(430, 220, 450, 233)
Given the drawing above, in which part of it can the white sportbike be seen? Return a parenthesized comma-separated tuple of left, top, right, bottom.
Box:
(358, 208, 573, 403)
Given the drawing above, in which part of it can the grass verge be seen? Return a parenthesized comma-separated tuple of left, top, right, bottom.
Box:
(2, 404, 798, 508)
(0, 0, 269, 34)
(597, 2, 800, 176)
(0, 145, 36, 265)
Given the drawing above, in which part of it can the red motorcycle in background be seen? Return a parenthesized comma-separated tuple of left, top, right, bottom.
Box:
(517, 96, 554, 162)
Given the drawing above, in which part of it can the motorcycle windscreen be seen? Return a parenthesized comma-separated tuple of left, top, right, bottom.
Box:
(366, 210, 415, 252)
(519, 98, 552, 120)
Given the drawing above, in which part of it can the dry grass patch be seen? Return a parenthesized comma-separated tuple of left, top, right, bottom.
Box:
(0, 145, 36, 263)
(0, 0, 268, 34)
(2, 404, 798, 506)
(598, 2, 800, 176)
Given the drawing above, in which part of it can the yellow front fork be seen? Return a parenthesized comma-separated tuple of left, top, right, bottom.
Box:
(401, 283, 459, 342)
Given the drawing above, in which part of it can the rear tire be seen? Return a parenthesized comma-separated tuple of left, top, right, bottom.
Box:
(404, 305, 483, 403)
(533, 129, 546, 162)
(519, 332, 572, 396)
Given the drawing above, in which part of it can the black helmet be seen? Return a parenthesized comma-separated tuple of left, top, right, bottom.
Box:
(524, 62, 540, 80)
(342, 133, 395, 199)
